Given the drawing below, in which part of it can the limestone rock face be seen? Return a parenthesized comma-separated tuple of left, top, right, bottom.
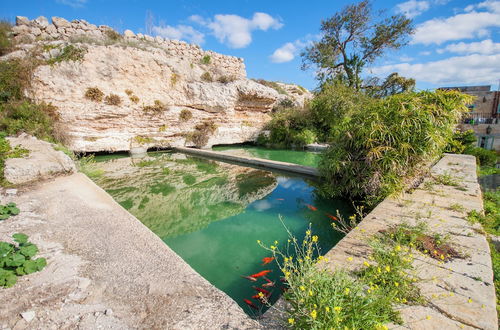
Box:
(4, 135, 76, 185)
(8, 16, 312, 152)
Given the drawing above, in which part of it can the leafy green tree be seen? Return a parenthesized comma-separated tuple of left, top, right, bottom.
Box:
(301, 0, 414, 89)
(365, 72, 416, 98)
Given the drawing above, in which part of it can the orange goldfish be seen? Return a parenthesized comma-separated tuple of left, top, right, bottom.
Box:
(250, 270, 272, 278)
(244, 298, 258, 309)
(261, 257, 275, 265)
(306, 204, 318, 211)
(240, 275, 257, 282)
(326, 213, 338, 221)
(262, 277, 275, 287)
(276, 198, 285, 201)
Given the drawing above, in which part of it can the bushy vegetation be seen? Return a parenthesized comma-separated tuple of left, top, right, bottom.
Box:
(255, 79, 288, 95)
(104, 29, 122, 42)
(319, 90, 471, 205)
(0, 20, 13, 56)
(104, 93, 122, 106)
(143, 100, 167, 113)
(47, 44, 86, 65)
(84, 87, 104, 102)
(259, 222, 430, 329)
(0, 233, 47, 287)
(201, 55, 211, 65)
(179, 109, 193, 121)
(186, 120, 217, 148)
(201, 72, 212, 82)
(445, 128, 498, 167)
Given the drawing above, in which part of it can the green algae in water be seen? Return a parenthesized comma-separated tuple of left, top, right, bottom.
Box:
(91, 152, 351, 315)
(213, 145, 322, 168)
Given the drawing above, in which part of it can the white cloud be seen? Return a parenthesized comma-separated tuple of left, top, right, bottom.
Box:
(270, 42, 297, 63)
(411, 1, 500, 45)
(56, 0, 87, 8)
(192, 12, 283, 48)
(269, 36, 317, 63)
(419, 51, 432, 55)
(370, 53, 500, 85)
(399, 55, 414, 62)
(152, 24, 205, 44)
(396, 0, 430, 18)
(437, 39, 500, 55)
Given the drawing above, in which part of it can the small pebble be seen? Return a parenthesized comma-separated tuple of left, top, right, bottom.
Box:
(20, 311, 35, 323)
(5, 189, 17, 196)
(105, 309, 113, 316)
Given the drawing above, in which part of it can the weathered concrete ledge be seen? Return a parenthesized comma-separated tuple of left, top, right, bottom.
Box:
(174, 146, 319, 177)
(0, 173, 258, 329)
(319, 154, 497, 329)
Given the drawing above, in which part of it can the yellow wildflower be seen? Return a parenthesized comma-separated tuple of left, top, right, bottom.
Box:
(395, 245, 401, 252)
(394, 282, 399, 287)
(257, 240, 261, 244)
(312, 235, 318, 242)
(271, 245, 276, 250)
(440, 254, 445, 260)
(334, 306, 342, 312)
(377, 267, 382, 274)
(306, 230, 311, 236)
(385, 265, 391, 272)
(375, 325, 388, 330)
(274, 240, 278, 245)
(344, 288, 350, 295)
(426, 315, 431, 320)
(468, 298, 472, 303)
(258, 292, 264, 298)
(347, 257, 353, 262)
(310, 310, 317, 319)
(325, 306, 330, 312)
(363, 261, 370, 267)
(288, 318, 295, 325)
(300, 286, 306, 291)
(309, 290, 313, 296)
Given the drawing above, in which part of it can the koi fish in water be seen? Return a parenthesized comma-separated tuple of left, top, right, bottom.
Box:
(240, 275, 257, 282)
(243, 299, 258, 309)
(306, 204, 318, 211)
(250, 270, 272, 278)
(276, 198, 285, 201)
(262, 277, 275, 287)
(254, 287, 271, 296)
(261, 257, 275, 265)
(326, 213, 338, 221)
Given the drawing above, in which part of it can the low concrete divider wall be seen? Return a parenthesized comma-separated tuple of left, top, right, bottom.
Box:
(174, 146, 320, 177)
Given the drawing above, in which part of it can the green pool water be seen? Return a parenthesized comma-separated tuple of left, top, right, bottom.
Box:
(92, 152, 351, 315)
(213, 145, 322, 168)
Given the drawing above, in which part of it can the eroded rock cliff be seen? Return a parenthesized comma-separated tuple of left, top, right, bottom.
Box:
(6, 16, 312, 152)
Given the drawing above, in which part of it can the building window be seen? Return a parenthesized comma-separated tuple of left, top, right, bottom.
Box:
(478, 136, 495, 150)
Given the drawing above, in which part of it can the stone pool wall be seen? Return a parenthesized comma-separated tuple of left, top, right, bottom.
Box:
(319, 154, 497, 329)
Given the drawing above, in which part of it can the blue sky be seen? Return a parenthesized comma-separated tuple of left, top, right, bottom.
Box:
(2, 0, 499, 90)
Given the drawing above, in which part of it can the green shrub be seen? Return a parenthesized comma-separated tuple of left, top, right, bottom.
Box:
(179, 109, 193, 121)
(186, 121, 217, 148)
(319, 90, 473, 206)
(0, 202, 20, 220)
(201, 55, 211, 65)
(0, 233, 47, 287)
(0, 132, 29, 185)
(78, 154, 104, 178)
(267, 108, 313, 146)
(0, 20, 13, 56)
(104, 93, 122, 106)
(0, 101, 57, 141)
(258, 223, 422, 329)
(171, 73, 179, 86)
(201, 72, 212, 82)
(311, 82, 372, 142)
(466, 147, 497, 167)
(183, 174, 196, 185)
(84, 87, 104, 102)
(105, 29, 122, 42)
(124, 89, 133, 96)
(0, 59, 33, 103)
(129, 95, 139, 103)
(445, 129, 476, 154)
(217, 75, 236, 84)
(293, 129, 316, 146)
(47, 44, 86, 65)
(255, 79, 288, 95)
(143, 100, 167, 113)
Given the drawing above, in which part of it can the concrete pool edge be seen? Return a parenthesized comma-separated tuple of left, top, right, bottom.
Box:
(0, 173, 259, 329)
(260, 154, 498, 329)
(174, 146, 320, 177)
